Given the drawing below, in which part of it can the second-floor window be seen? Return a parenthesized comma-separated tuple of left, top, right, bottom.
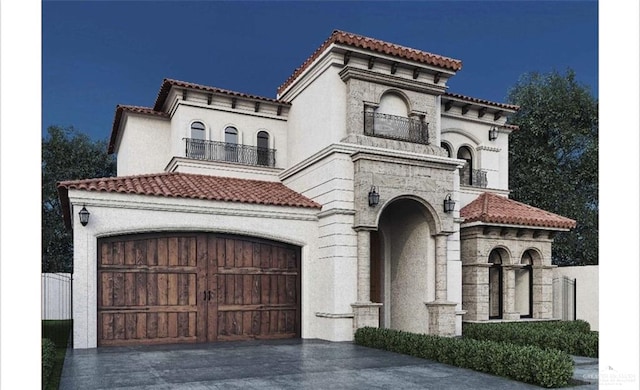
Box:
(191, 121, 205, 140)
(225, 126, 239, 162)
(457, 146, 473, 185)
(257, 131, 270, 166)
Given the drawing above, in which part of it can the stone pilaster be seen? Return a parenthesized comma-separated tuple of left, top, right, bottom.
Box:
(434, 234, 448, 301)
(533, 265, 555, 319)
(351, 302, 383, 332)
(352, 228, 381, 331)
(425, 301, 457, 337)
(462, 263, 491, 320)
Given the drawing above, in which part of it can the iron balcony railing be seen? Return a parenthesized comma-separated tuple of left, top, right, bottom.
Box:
(184, 138, 276, 167)
(364, 111, 429, 144)
(460, 167, 488, 188)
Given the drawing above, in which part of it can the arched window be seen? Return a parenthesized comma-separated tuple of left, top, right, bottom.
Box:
(488, 249, 503, 319)
(257, 131, 270, 166)
(441, 142, 452, 158)
(189, 121, 206, 159)
(191, 121, 205, 140)
(515, 251, 534, 318)
(457, 146, 473, 186)
(224, 126, 239, 162)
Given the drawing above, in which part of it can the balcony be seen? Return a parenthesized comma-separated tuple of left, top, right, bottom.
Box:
(184, 138, 276, 167)
(364, 112, 429, 144)
(460, 168, 488, 188)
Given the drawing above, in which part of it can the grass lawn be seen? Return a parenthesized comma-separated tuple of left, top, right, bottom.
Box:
(42, 320, 72, 390)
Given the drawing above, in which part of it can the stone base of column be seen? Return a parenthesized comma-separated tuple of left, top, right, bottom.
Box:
(503, 312, 521, 320)
(425, 301, 457, 337)
(351, 302, 383, 333)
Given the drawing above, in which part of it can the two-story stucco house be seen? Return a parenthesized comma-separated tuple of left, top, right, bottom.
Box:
(58, 30, 576, 349)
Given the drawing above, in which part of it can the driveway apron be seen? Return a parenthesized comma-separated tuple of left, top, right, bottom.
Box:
(59, 339, 581, 389)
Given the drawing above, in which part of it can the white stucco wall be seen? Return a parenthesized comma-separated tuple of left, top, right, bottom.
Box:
(553, 265, 599, 331)
(67, 189, 331, 348)
(284, 62, 347, 167)
(170, 103, 289, 168)
(116, 114, 171, 176)
(282, 149, 358, 341)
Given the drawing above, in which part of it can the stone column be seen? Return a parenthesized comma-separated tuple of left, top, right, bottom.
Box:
(502, 266, 520, 320)
(462, 263, 491, 321)
(425, 233, 456, 336)
(533, 265, 555, 319)
(352, 228, 381, 332)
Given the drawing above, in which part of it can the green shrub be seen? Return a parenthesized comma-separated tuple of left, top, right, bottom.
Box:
(462, 321, 598, 357)
(42, 338, 57, 388)
(355, 327, 574, 388)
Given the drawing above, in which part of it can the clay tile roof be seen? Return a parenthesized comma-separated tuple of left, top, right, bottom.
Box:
(460, 192, 576, 230)
(108, 105, 170, 154)
(153, 78, 291, 111)
(57, 172, 321, 228)
(277, 30, 463, 96)
(443, 92, 520, 111)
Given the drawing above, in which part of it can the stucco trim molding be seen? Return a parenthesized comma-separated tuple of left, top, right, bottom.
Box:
(339, 66, 447, 95)
(315, 312, 355, 319)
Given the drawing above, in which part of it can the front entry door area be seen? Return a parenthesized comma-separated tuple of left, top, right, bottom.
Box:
(97, 233, 300, 346)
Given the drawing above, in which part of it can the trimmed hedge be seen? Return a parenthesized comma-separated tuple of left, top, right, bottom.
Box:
(42, 338, 57, 388)
(463, 321, 598, 358)
(354, 327, 573, 388)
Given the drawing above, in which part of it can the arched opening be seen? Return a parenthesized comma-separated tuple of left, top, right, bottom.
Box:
(372, 92, 411, 139)
(457, 146, 473, 186)
(515, 250, 534, 318)
(441, 142, 452, 158)
(373, 198, 436, 333)
(189, 121, 206, 159)
(257, 130, 270, 166)
(224, 126, 239, 162)
(488, 249, 504, 319)
(191, 121, 205, 140)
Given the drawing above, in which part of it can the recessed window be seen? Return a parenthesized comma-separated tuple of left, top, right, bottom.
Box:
(457, 146, 473, 185)
(488, 249, 503, 319)
(224, 126, 239, 162)
(257, 131, 270, 166)
(441, 142, 452, 158)
(191, 121, 205, 140)
(516, 251, 534, 318)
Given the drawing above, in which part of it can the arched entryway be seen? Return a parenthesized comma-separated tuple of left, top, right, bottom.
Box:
(370, 198, 437, 334)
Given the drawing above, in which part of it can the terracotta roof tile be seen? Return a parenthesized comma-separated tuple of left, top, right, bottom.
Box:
(460, 192, 576, 230)
(277, 30, 463, 96)
(108, 105, 170, 154)
(58, 172, 321, 209)
(153, 78, 291, 111)
(443, 92, 520, 111)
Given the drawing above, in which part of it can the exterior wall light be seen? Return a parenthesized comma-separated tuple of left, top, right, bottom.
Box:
(488, 126, 498, 141)
(368, 186, 380, 207)
(443, 194, 455, 213)
(78, 206, 90, 226)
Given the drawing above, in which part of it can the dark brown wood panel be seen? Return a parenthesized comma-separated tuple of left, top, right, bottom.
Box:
(98, 233, 300, 346)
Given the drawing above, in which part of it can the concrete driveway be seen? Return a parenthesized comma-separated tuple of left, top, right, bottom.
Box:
(59, 339, 593, 389)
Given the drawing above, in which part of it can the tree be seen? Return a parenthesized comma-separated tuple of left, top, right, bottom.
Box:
(42, 126, 116, 272)
(507, 69, 598, 266)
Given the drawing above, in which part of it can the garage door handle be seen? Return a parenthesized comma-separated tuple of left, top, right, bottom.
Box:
(203, 291, 215, 301)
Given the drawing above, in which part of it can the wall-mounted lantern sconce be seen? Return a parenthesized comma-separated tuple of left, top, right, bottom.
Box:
(368, 186, 380, 207)
(78, 206, 90, 226)
(488, 126, 498, 141)
(443, 194, 455, 213)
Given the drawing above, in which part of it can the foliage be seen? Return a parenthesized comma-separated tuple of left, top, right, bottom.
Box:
(42, 126, 116, 272)
(42, 338, 57, 388)
(507, 69, 598, 265)
(354, 327, 574, 388)
(462, 320, 598, 358)
(42, 320, 72, 390)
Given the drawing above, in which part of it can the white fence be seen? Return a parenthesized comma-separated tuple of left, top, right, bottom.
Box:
(41, 273, 72, 320)
(552, 265, 598, 331)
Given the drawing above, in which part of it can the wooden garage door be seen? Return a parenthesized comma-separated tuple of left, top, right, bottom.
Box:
(97, 233, 300, 346)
